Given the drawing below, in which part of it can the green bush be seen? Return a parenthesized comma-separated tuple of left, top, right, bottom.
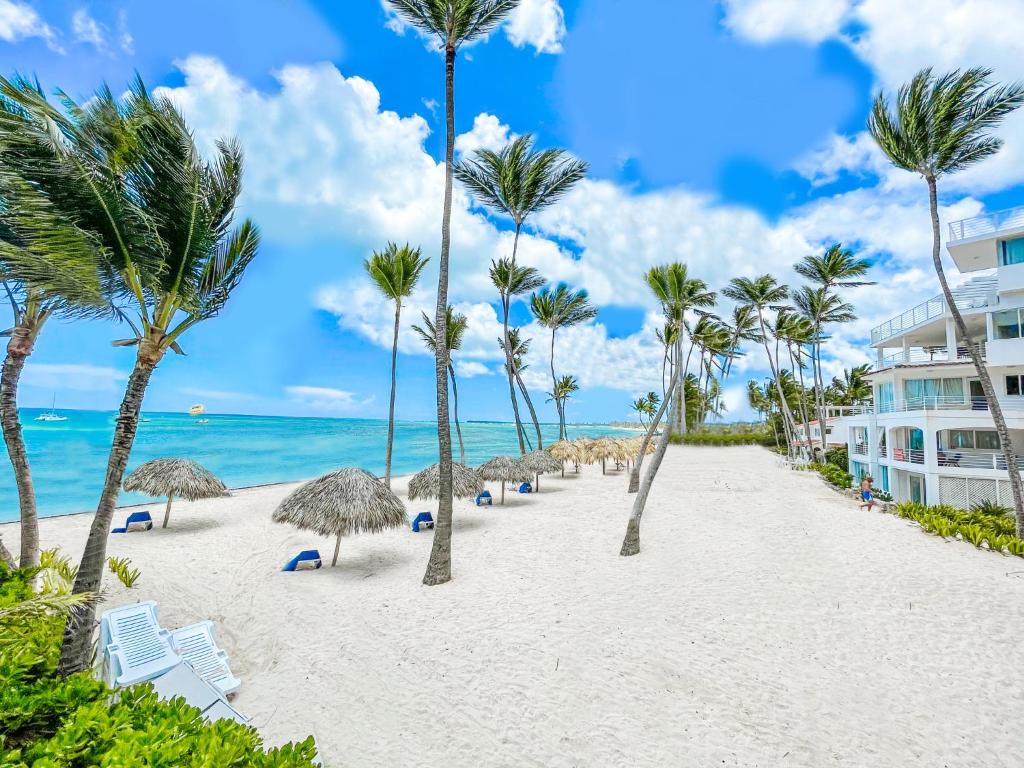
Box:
(824, 445, 848, 471)
(805, 462, 853, 489)
(890, 502, 1024, 556)
(670, 430, 775, 447)
(0, 563, 319, 766)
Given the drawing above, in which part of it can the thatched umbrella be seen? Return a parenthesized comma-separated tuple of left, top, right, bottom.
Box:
(521, 450, 563, 490)
(477, 456, 532, 504)
(588, 438, 619, 475)
(123, 458, 229, 528)
(272, 468, 407, 566)
(408, 462, 484, 500)
(547, 440, 578, 477)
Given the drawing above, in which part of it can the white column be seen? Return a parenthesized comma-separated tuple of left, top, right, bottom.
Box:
(945, 317, 957, 360)
(986, 311, 995, 341)
(902, 336, 911, 363)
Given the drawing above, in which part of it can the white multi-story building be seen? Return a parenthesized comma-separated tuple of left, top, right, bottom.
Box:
(835, 206, 1024, 507)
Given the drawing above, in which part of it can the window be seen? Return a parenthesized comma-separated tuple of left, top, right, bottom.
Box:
(977, 431, 1000, 450)
(877, 382, 894, 413)
(994, 309, 1023, 340)
(946, 430, 998, 449)
(1008, 375, 1023, 396)
(949, 429, 975, 448)
(903, 377, 964, 406)
(1000, 237, 1024, 266)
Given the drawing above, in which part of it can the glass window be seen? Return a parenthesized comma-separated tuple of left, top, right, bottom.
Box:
(1001, 237, 1024, 266)
(903, 378, 963, 406)
(994, 309, 1022, 340)
(877, 382, 894, 413)
(949, 429, 975, 448)
(976, 431, 1000, 450)
(880, 465, 889, 493)
(1008, 375, 1022, 396)
(909, 428, 924, 451)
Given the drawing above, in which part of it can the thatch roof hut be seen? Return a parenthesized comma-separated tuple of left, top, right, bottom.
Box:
(477, 455, 532, 504)
(521, 450, 564, 489)
(408, 462, 484, 500)
(123, 458, 229, 528)
(587, 438, 620, 474)
(272, 468, 407, 566)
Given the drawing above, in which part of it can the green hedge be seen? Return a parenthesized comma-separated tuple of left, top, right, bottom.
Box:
(669, 431, 775, 446)
(0, 564, 319, 766)
(892, 502, 1024, 556)
(804, 462, 853, 489)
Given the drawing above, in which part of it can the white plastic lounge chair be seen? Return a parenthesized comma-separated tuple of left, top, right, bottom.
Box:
(99, 601, 180, 688)
(150, 662, 250, 725)
(170, 621, 241, 696)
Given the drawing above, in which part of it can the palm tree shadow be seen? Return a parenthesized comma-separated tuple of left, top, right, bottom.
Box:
(152, 517, 223, 535)
(319, 547, 414, 579)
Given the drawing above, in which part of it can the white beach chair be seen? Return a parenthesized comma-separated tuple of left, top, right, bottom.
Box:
(149, 662, 250, 725)
(99, 601, 181, 688)
(170, 621, 241, 696)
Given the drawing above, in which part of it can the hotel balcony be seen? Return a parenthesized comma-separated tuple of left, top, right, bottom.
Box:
(869, 277, 996, 346)
(870, 343, 985, 371)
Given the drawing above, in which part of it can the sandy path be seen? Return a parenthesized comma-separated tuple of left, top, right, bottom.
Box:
(4, 446, 1023, 767)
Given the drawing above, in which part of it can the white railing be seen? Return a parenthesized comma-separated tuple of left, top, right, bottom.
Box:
(872, 343, 985, 371)
(852, 442, 869, 456)
(870, 278, 997, 344)
(878, 445, 887, 458)
(936, 447, 1024, 470)
(949, 205, 1024, 242)
(889, 447, 925, 464)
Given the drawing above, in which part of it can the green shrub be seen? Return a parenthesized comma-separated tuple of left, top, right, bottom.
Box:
(890, 502, 1024, 557)
(970, 499, 1012, 517)
(806, 462, 853, 489)
(0, 563, 319, 766)
(670, 430, 775, 447)
(107, 556, 141, 588)
(824, 446, 848, 471)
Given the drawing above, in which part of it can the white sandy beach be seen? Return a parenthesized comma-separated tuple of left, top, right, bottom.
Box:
(4, 445, 1024, 767)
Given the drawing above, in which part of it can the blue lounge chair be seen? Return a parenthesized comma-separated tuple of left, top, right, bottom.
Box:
(518, 482, 532, 494)
(475, 490, 493, 506)
(282, 549, 322, 571)
(112, 510, 153, 534)
(411, 512, 435, 532)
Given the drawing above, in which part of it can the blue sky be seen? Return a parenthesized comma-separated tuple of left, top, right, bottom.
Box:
(4, 0, 1024, 423)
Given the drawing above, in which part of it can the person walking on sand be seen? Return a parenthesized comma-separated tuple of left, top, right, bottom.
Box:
(859, 477, 875, 511)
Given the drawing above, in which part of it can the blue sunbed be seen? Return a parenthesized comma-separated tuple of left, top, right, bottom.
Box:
(475, 490, 493, 506)
(518, 482, 532, 494)
(412, 512, 435, 532)
(112, 510, 153, 534)
(282, 549, 322, 571)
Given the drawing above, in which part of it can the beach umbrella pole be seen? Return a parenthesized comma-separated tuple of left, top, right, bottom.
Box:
(162, 495, 174, 528)
(332, 532, 342, 567)
(501, 483, 505, 504)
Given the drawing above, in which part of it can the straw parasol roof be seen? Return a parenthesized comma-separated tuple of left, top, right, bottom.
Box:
(408, 462, 484, 500)
(547, 440, 578, 463)
(477, 455, 532, 504)
(587, 438, 619, 474)
(521, 450, 564, 490)
(272, 468, 407, 566)
(123, 458, 229, 528)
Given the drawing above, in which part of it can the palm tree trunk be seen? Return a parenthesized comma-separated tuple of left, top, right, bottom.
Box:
(0, 535, 13, 569)
(423, 42, 458, 587)
(448, 364, 465, 465)
(628, 368, 678, 493)
(757, 313, 798, 459)
(925, 175, 1024, 536)
(792, 345, 814, 460)
(621, 399, 676, 556)
(675, 335, 687, 435)
(1, 327, 40, 567)
(549, 329, 564, 440)
(58, 352, 158, 675)
(812, 335, 828, 454)
(515, 372, 543, 450)
(502, 225, 527, 454)
(384, 301, 401, 486)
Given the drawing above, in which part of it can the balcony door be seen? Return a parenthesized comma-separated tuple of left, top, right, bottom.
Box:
(969, 379, 987, 410)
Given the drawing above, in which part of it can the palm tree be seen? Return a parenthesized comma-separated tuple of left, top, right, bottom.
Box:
(630, 396, 648, 427)
(459, 136, 586, 452)
(413, 306, 468, 465)
(548, 374, 579, 432)
(386, 0, 521, 587)
(500, 327, 541, 450)
(0, 78, 259, 675)
(530, 283, 597, 439)
(723, 275, 800, 459)
(773, 307, 817, 455)
(0, 98, 118, 569)
(870, 67, 1024, 535)
(794, 243, 871, 451)
(364, 243, 429, 487)
(826, 364, 872, 406)
(489, 257, 544, 452)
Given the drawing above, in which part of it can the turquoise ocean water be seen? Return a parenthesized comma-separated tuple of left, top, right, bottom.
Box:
(0, 409, 631, 522)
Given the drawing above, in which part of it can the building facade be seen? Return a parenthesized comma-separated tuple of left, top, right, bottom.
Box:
(834, 206, 1024, 507)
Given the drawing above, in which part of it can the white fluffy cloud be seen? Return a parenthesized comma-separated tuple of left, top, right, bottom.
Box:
(0, 0, 59, 51)
(285, 385, 371, 414)
(71, 8, 105, 50)
(721, 0, 848, 43)
(455, 113, 514, 156)
(504, 0, 566, 54)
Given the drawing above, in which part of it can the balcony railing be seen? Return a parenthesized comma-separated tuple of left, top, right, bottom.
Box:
(878, 445, 887, 458)
(837, 395, 1024, 416)
(870, 278, 997, 344)
(889, 447, 925, 464)
(949, 205, 1024, 242)
(872, 343, 985, 371)
(852, 442, 869, 456)
(936, 447, 1024, 470)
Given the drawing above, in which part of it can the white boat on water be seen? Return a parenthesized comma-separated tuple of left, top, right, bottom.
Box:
(35, 395, 67, 422)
